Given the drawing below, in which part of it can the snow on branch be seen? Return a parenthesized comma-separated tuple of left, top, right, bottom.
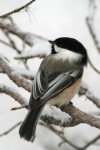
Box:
(0, 21, 34, 46)
(0, 84, 27, 106)
(0, 20, 50, 47)
(0, 56, 32, 92)
(78, 82, 100, 108)
(0, 0, 36, 18)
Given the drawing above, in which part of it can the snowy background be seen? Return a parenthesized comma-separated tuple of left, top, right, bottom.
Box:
(0, 0, 100, 150)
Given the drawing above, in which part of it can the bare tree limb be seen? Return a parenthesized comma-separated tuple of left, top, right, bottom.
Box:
(11, 105, 28, 111)
(81, 134, 100, 150)
(14, 54, 46, 60)
(0, 122, 21, 137)
(0, 0, 35, 18)
(40, 122, 80, 150)
(3, 30, 21, 53)
(88, 56, 100, 74)
(0, 38, 21, 53)
(86, 0, 100, 53)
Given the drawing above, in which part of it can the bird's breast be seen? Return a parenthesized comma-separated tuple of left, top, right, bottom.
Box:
(47, 77, 82, 107)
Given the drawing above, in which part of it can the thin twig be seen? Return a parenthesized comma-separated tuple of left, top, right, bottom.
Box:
(88, 56, 100, 74)
(0, 21, 34, 46)
(0, 38, 21, 53)
(0, 0, 35, 18)
(0, 122, 21, 137)
(14, 54, 46, 60)
(81, 134, 100, 150)
(86, 17, 100, 53)
(3, 30, 21, 53)
(11, 105, 28, 111)
(40, 122, 80, 150)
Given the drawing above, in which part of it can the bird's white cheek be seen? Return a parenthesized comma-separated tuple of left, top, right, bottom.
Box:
(54, 45, 82, 62)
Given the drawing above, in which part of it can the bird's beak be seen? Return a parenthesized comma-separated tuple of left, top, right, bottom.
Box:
(48, 40, 53, 44)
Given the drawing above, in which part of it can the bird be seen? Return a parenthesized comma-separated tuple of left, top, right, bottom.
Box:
(19, 37, 87, 142)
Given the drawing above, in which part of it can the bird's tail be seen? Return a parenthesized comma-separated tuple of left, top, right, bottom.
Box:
(19, 106, 43, 142)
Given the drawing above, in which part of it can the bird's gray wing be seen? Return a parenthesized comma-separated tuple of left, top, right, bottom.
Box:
(29, 69, 48, 109)
(37, 70, 83, 107)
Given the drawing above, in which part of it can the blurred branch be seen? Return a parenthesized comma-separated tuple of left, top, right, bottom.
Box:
(86, 0, 100, 53)
(11, 105, 28, 111)
(0, 38, 21, 53)
(0, 21, 34, 46)
(0, 122, 21, 137)
(88, 56, 100, 74)
(14, 54, 46, 60)
(81, 134, 100, 150)
(40, 122, 80, 150)
(0, 0, 35, 18)
(86, 17, 100, 53)
(0, 21, 48, 46)
(78, 83, 100, 109)
(3, 30, 21, 53)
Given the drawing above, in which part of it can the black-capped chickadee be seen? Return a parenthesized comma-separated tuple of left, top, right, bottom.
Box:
(19, 37, 87, 142)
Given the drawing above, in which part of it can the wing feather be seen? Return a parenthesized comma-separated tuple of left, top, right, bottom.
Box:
(29, 69, 48, 109)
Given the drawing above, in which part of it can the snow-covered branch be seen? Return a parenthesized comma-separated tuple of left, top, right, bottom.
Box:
(0, 21, 34, 46)
(0, 56, 32, 92)
(0, 84, 27, 106)
(78, 83, 100, 108)
(0, 20, 49, 47)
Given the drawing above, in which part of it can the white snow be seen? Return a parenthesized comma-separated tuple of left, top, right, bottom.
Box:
(41, 105, 72, 126)
(15, 37, 51, 59)
(0, 0, 100, 150)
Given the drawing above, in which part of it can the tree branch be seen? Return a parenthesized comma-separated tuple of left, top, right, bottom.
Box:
(0, 21, 34, 46)
(0, 56, 32, 92)
(88, 56, 100, 74)
(82, 134, 100, 150)
(0, 84, 27, 106)
(0, 0, 35, 18)
(61, 104, 100, 129)
(86, 0, 100, 53)
(78, 83, 100, 109)
(0, 38, 21, 53)
(0, 122, 21, 137)
(39, 122, 80, 150)
(0, 21, 48, 46)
